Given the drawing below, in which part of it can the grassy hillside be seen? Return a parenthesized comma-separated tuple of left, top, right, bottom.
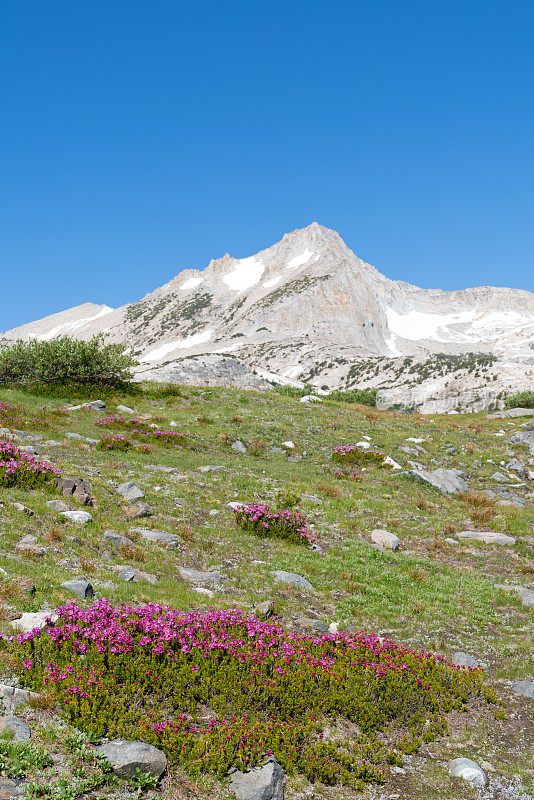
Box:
(0, 384, 532, 799)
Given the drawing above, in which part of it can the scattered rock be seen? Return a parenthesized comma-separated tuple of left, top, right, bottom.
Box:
(227, 501, 246, 511)
(281, 441, 295, 450)
(272, 570, 316, 593)
(68, 400, 106, 411)
(382, 455, 402, 470)
(371, 529, 400, 550)
(509, 431, 534, 455)
(295, 617, 329, 635)
(490, 471, 511, 482)
(131, 528, 180, 548)
(96, 738, 166, 778)
(15, 535, 45, 558)
(10, 577, 35, 596)
(451, 652, 480, 668)
(499, 584, 534, 609)
(487, 408, 534, 418)
(116, 482, 145, 502)
(178, 567, 226, 586)
(228, 756, 285, 800)
(61, 580, 94, 599)
(124, 502, 154, 520)
(116, 405, 135, 414)
(65, 432, 98, 445)
(199, 465, 225, 473)
(255, 600, 275, 618)
(456, 530, 516, 546)
(0, 777, 26, 796)
(300, 395, 322, 404)
(0, 716, 31, 742)
(11, 502, 34, 516)
(46, 499, 68, 512)
(9, 612, 58, 634)
(118, 567, 158, 584)
(448, 758, 487, 788)
(231, 440, 247, 453)
(512, 680, 534, 699)
(56, 476, 94, 506)
(61, 510, 93, 524)
(506, 458, 527, 478)
(408, 467, 468, 494)
(103, 530, 132, 549)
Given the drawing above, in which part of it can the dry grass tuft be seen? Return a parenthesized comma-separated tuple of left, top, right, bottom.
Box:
(315, 483, 342, 500)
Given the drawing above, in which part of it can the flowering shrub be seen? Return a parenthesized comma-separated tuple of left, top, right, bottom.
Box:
(234, 502, 312, 545)
(332, 446, 387, 467)
(333, 471, 362, 481)
(246, 439, 267, 456)
(0, 441, 60, 489)
(0, 400, 49, 430)
(11, 602, 493, 790)
(96, 434, 150, 454)
(96, 417, 193, 449)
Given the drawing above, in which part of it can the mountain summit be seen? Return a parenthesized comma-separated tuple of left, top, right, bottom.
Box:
(2, 224, 533, 411)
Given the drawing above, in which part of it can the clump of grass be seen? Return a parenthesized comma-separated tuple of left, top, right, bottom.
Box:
(332, 446, 387, 467)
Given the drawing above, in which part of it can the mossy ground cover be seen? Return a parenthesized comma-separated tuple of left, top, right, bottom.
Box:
(0, 384, 532, 797)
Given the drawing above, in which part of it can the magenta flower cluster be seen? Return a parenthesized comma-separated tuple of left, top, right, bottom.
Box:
(96, 416, 191, 449)
(12, 601, 488, 788)
(0, 440, 60, 488)
(234, 502, 313, 544)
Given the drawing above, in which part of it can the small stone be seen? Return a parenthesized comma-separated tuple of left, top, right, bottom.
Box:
(65, 432, 98, 445)
(116, 405, 135, 414)
(451, 652, 480, 668)
(272, 570, 316, 593)
(61, 510, 92, 524)
(371, 529, 400, 550)
(295, 617, 329, 635)
(199, 465, 225, 473)
(61, 580, 94, 599)
(11, 502, 34, 516)
(118, 567, 158, 584)
(281, 441, 295, 449)
(448, 758, 487, 788)
(0, 716, 31, 742)
(15, 535, 45, 558)
(227, 501, 246, 511)
(46, 499, 68, 512)
(255, 600, 275, 618)
(96, 738, 166, 778)
(103, 530, 131, 549)
(124, 502, 154, 520)
(116, 482, 145, 502)
(408, 467, 468, 494)
(231, 440, 247, 453)
(229, 756, 285, 800)
(0, 777, 26, 796)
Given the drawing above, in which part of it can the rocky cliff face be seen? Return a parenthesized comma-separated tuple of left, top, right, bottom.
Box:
(2, 223, 533, 410)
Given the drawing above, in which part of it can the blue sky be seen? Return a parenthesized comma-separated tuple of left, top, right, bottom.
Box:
(1, 0, 533, 330)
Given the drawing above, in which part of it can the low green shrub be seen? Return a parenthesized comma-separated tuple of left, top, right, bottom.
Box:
(11, 602, 494, 791)
(504, 391, 534, 409)
(332, 445, 386, 467)
(96, 434, 151, 454)
(0, 336, 137, 389)
(328, 388, 378, 407)
(0, 734, 53, 778)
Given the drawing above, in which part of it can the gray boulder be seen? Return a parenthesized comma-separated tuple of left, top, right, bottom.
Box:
(229, 756, 285, 800)
(408, 467, 468, 494)
(178, 567, 226, 586)
(9, 612, 58, 635)
(448, 758, 487, 788)
(116, 482, 145, 502)
(96, 738, 166, 778)
(510, 431, 534, 455)
(273, 570, 315, 593)
(65, 432, 98, 445)
(61, 580, 94, 599)
(451, 652, 480, 668)
(118, 567, 158, 584)
(116, 405, 135, 414)
(46, 499, 68, 512)
(0, 716, 31, 742)
(456, 530, 516, 546)
(131, 528, 180, 548)
(231, 440, 247, 453)
(61, 510, 93, 524)
(512, 680, 534, 699)
(371, 529, 400, 550)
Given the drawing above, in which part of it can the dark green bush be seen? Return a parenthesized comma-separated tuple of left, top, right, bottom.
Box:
(0, 336, 137, 389)
(328, 388, 378, 407)
(504, 391, 534, 409)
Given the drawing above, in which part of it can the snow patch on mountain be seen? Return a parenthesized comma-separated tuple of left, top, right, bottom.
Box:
(142, 329, 213, 361)
(37, 306, 115, 341)
(180, 276, 203, 291)
(287, 249, 313, 270)
(222, 257, 264, 291)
